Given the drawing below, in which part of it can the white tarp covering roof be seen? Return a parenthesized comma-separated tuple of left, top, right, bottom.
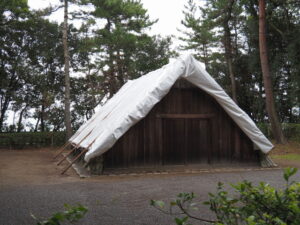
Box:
(70, 54, 273, 162)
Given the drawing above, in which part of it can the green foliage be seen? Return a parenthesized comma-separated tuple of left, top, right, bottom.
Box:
(32, 204, 88, 225)
(151, 168, 300, 225)
(0, 1, 68, 132)
(272, 154, 300, 162)
(86, 0, 174, 96)
(179, 0, 217, 66)
(257, 123, 270, 137)
(281, 124, 300, 142)
(257, 123, 300, 141)
(0, 132, 66, 149)
(1, 0, 299, 133)
(0, 0, 29, 20)
(0, 0, 31, 131)
(179, 0, 300, 124)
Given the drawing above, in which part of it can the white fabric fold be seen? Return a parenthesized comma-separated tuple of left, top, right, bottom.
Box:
(69, 54, 273, 162)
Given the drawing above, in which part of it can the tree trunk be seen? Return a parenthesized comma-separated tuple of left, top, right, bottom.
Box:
(34, 116, 40, 132)
(17, 105, 27, 132)
(63, 0, 72, 140)
(258, 0, 286, 144)
(105, 19, 118, 97)
(224, 37, 237, 103)
(107, 64, 118, 97)
(223, 0, 238, 103)
(0, 97, 10, 132)
(107, 51, 118, 97)
(0, 72, 17, 131)
(40, 104, 45, 132)
(116, 50, 125, 86)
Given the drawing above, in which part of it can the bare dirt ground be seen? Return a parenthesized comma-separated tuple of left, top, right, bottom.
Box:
(0, 147, 300, 225)
(270, 141, 300, 168)
(271, 141, 300, 155)
(1, 143, 298, 187)
(0, 148, 78, 186)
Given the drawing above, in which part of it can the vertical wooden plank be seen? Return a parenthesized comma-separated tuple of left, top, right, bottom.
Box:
(143, 119, 146, 167)
(184, 119, 187, 165)
(101, 79, 260, 171)
(211, 116, 219, 163)
(157, 117, 163, 166)
(233, 126, 240, 162)
(207, 119, 212, 164)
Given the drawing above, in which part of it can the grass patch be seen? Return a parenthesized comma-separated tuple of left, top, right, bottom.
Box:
(272, 154, 300, 161)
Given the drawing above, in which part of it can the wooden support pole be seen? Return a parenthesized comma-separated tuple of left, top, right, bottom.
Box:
(61, 149, 88, 175)
(53, 142, 70, 160)
(57, 145, 77, 166)
(56, 130, 93, 162)
(60, 138, 95, 175)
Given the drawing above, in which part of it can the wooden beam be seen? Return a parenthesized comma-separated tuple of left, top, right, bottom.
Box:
(57, 145, 76, 166)
(53, 129, 89, 160)
(56, 130, 93, 162)
(60, 139, 96, 175)
(53, 142, 70, 160)
(156, 114, 216, 119)
(61, 149, 88, 175)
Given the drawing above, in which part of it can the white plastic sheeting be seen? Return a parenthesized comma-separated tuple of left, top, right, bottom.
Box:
(69, 54, 273, 162)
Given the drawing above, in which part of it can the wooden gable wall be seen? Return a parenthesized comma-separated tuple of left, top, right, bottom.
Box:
(102, 79, 260, 170)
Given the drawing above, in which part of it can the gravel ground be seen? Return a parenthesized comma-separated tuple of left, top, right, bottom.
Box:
(0, 149, 299, 225)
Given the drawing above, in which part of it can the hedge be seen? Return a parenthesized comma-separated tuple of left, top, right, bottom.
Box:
(0, 132, 66, 149)
(257, 123, 300, 141)
(0, 123, 299, 150)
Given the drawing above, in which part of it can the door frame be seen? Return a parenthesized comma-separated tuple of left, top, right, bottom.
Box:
(156, 114, 215, 165)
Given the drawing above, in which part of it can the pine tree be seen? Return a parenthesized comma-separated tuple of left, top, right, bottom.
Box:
(258, 0, 286, 143)
(89, 0, 172, 97)
(62, 0, 72, 139)
(179, 0, 216, 66)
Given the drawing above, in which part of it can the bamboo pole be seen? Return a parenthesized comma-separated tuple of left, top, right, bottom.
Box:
(53, 120, 95, 160)
(60, 138, 96, 174)
(61, 149, 88, 175)
(57, 145, 77, 166)
(56, 130, 93, 164)
(53, 142, 70, 160)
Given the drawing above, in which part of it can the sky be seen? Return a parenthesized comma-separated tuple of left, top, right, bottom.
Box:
(27, 0, 190, 50)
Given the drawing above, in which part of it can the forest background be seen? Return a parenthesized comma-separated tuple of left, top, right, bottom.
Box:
(0, 0, 299, 143)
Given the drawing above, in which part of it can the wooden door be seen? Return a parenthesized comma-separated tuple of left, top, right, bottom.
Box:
(160, 116, 212, 165)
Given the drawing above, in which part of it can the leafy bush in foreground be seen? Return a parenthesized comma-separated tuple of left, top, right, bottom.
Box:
(151, 168, 300, 225)
(32, 204, 87, 225)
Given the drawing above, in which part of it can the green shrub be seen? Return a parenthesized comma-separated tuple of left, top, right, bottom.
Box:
(257, 123, 300, 142)
(257, 123, 270, 138)
(0, 132, 66, 149)
(281, 124, 300, 141)
(151, 168, 300, 225)
(272, 154, 300, 161)
(32, 204, 87, 225)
